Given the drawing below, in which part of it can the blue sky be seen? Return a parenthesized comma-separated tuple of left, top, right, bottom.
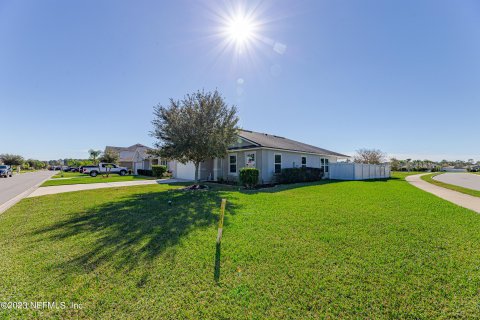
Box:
(1, 0, 479, 161)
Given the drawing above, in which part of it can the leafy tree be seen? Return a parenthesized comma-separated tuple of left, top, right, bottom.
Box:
(88, 149, 102, 165)
(99, 151, 119, 164)
(151, 89, 239, 182)
(353, 149, 386, 165)
(25, 159, 47, 170)
(390, 158, 400, 171)
(0, 154, 24, 166)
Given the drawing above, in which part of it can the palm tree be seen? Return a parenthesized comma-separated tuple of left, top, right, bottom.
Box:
(88, 149, 102, 165)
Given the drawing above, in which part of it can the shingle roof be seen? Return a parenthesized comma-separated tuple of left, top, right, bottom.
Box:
(104, 144, 153, 162)
(235, 130, 349, 157)
(105, 144, 151, 153)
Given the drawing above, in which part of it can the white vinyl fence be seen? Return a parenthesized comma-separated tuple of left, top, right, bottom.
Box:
(329, 163, 391, 180)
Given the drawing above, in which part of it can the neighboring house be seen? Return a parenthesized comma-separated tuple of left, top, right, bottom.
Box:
(170, 129, 349, 183)
(104, 144, 168, 174)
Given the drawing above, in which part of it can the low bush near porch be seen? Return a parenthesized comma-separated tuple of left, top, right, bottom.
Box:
(151, 165, 167, 178)
(239, 167, 259, 188)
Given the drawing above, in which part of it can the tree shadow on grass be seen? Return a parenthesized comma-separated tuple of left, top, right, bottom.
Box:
(33, 189, 239, 274)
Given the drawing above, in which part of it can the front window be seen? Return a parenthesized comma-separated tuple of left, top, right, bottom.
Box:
(0, 165, 7, 169)
(229, 154, 237, 173)
(320, 158, 329, 173)
(274, 154, 282, 173)
(245, 152, 256, 168)
(301, 156, 307, 168)
(160, 160, 167, 166)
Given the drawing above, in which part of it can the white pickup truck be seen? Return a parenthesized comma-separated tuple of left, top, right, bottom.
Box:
(82, 163, 128, 177)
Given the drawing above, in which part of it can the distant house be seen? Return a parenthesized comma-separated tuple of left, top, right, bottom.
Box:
(170, 129, 349, 183)
(104, 144, 167, 174)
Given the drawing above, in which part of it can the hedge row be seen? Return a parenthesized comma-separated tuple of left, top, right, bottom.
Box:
(137, 169, 153, 177)
(278, 167, 324, 184)
(137, 165, 168, 178)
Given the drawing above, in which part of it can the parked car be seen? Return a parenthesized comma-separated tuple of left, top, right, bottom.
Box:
(82, 163, 128, 177)
(0, 165, 13, 178)
(69, 167, 79, 172)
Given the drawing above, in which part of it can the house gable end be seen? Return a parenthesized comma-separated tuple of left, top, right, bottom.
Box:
(228, 135, 259, 150)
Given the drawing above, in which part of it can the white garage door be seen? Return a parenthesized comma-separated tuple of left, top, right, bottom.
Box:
(134, 161, 144, 174)
(175, 162, 196, 180)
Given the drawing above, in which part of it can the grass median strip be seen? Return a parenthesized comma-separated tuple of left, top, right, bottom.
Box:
(42, 174, 156, 187)
(421, 173, 480, 198)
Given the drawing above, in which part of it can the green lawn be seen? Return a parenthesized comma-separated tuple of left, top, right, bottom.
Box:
(390, 171, 426, 179)
(2, 174, 480, 318)
(42, 173, 156, 187)
(51, 171, 86, 178)
(421, 173, 480, 198)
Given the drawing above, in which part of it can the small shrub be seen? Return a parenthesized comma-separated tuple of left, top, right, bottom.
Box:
(152, 165, 167, 178)
(279, 167, 323, 184)
(239, 168, 259, 189)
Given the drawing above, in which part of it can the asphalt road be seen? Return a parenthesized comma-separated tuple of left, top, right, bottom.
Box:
(434, 173, 480, 191)
(0, 170, 56, 213)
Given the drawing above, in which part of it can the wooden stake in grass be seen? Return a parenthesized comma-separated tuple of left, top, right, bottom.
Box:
(216, 199, 226, 244)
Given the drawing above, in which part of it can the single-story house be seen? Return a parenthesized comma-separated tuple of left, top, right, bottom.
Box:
(169, 129, 349, 183)
(104, 144, 167, 174)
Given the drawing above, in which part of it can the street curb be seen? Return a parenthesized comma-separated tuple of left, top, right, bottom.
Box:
(0, 173, 55, 215)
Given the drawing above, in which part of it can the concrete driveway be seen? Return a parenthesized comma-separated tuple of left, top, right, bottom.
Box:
(0, 170, 56, 214)
(434, 173, 480, 191)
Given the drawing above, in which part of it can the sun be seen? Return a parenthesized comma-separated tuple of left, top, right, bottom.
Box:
(204, 1, 287, 70)
(226, 16, 255, 44)
(217, 8, 260, 53)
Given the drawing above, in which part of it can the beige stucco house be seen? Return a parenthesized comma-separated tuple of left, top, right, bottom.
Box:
(104, 144, 167, 174)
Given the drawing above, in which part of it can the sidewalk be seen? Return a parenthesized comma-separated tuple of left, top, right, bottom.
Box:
(406, 174, 480, 213)
(27, 178, 189, 198)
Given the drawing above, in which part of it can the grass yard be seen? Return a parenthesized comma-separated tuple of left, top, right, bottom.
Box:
(42, 173, 156, 187)
(51, 171, 87, 178)
(2, 174, 480, 318)
(421, 173, 480, 198)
